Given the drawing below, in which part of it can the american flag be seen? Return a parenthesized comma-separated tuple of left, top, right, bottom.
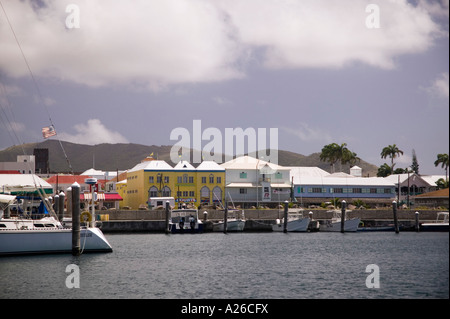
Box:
(42, 125, 57, 139)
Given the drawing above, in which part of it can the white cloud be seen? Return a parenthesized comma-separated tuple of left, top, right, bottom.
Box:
(58, 119, 129, 145)
(425, 72, 449, 99)
(281, 124, 332, 143)
(0, 0, 443, 90)
(212, 96, 232, 105)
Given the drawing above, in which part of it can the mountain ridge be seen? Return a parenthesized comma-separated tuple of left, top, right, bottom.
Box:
(0, 140, 379, 176)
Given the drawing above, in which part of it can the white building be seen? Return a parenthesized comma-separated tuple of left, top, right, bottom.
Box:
(0, 155, 35, 174)
(221, 156, 292, 207)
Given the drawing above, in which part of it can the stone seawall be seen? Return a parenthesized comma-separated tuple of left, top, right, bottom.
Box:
(97, 208, 443, 222)
(96, 208, 446, 233)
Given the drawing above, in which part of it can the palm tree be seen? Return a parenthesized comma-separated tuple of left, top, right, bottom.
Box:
(320, 143, 340, 173)
(434, 153, 449, 182)
(380, 144, 404, 171)
(320, 143, 360, 172)
(377, 163, 392, 177)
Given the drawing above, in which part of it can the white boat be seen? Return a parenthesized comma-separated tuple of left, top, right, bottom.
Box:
(212, 210, 246, 232)
(272, 212, 311, 232)
(0, 217, 112, 256)
(320, 209, 361, 232)
(420, 212, 449, 232)
(169, 208, 204, 233)
(0, 195, 112, 256)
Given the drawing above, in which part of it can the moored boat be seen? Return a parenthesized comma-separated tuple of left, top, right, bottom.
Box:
(319, 209, 360, 232)
(420, 212, 449, 232)
(272, 212, 310, 232)
(0, 195, 112, 256)
(212, 209, 246, 232)
(169, 208, 203, 233)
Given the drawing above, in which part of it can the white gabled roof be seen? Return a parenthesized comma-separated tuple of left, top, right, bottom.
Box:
(174, 160, 196, 170)
(80, 168, 104, 176)
(221, 155, 287, 171)
(290, 167, 330, 184)
(128, 160, 173, 173)
(196, 161, 225, 171)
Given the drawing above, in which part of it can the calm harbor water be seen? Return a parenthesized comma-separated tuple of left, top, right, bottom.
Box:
(0, 232, 448, 299)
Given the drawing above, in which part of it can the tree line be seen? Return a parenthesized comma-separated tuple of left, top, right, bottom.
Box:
(319, 143, 449, 187)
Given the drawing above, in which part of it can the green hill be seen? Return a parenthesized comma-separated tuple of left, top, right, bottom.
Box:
(0, 140, 378, 176)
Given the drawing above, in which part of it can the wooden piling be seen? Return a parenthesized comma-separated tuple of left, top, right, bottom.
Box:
(54, 194, 59, 219)
(165, 201, 170, 234)
(223, 202, 228, 234)
(415, 211, 420, 232)
(393, 201, 399, 234)
(58, 191, 65, 222)
(340, 200, 346, 233)
(66, 187, 72, 219)
(283, 201, 288, 233)
(71, 182, 81, 256)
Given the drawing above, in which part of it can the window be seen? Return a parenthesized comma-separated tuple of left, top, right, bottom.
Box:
(239, 188, 247, 194)
(240, 172, 247, 179)
(370, 188, 377, 193)
(157, 175, 162, 183)
(333, 188, 343, 193)
(189, 191, 195, 197)
(149, 186, 158, 197)
(183, 174, 188, 183)
(353, 188, 362, 193)
(216, 177, 221, 184)
(162, 186, 171, 197)
(296, 187, 304, 193)
(201, 177, 206, 183)
(209, 174, 214, 183)
(177, 176, 182, 183)
(189, 176, 194, 183)
(310, 187, 324, 193)
(149, 176, 154, 183)
(384, 188, 392, 194)
(183, 191, 188, 197)
(275, 172, 282, 179)
(164, 176, 169, 183)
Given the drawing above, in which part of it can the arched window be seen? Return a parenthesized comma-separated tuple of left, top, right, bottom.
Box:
(212, 186, 222, 203)
(201, 186, 210, 203)
(149, 186, 158, 197)
(162, 186, 171, 197)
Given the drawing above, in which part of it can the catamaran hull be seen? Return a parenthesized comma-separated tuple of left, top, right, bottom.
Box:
(272, 218, 310, 232)
(320, 218, 361, 232)
(0, 228, 113, 256)
(213, 220, 246, 232)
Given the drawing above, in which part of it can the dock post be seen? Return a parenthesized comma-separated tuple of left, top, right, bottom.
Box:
(223, 202, 228, 234)
(340, 200, 346, 233)
(54, 194, 59, 219)
(66, 187, 72, 221)
(415, 211, 420, 232)
(58, 191, 65, 222)
(71, 182, 81, 256)
(283, 200, 288, 233)
(165, 201, 170, 234)
(203, 211, 208, 222)
(393, 201, 399, 234)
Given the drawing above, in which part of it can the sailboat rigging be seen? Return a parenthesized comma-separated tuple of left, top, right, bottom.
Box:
(0, 1, 112, 255)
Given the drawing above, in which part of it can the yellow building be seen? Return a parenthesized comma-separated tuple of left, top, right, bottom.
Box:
(195, 160, 225, 207)
(123, 158, 225, 210)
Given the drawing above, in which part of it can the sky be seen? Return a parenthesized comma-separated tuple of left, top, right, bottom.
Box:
(0, 0, 448, 175)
